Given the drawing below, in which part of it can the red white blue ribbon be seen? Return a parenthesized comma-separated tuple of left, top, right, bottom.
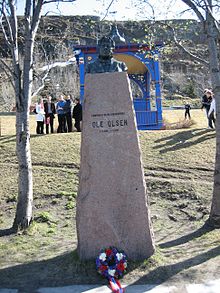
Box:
(109, 277, 124, 293)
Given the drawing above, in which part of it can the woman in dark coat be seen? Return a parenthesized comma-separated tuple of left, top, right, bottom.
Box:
(72, 98, 82, 132)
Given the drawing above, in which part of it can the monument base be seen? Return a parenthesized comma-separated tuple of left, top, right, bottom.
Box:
(76, 72, 155, 260)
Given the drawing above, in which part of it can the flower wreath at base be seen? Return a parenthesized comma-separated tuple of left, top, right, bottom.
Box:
(96, 247, 127, 293)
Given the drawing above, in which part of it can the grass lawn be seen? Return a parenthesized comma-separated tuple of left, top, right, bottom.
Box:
(0, 109, 219, 292)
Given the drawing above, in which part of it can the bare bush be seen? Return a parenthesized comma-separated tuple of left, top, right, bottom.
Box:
(163, 118, 196, 129)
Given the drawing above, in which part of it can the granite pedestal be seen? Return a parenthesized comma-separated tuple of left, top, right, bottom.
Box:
(76, 72, 154, 260)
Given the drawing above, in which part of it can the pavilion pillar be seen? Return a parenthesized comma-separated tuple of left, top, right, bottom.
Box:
(145, 72, 151, 111)
(154, 60, 163, 128)
(79, 52, 85, 102)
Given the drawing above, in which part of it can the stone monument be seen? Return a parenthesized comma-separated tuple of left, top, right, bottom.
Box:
(76, 35, 155, 260)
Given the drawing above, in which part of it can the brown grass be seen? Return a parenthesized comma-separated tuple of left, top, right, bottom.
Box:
(0, 109, 218, 292)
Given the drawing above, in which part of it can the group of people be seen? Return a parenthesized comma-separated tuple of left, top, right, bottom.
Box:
(201, 89, 216, 129)
(34, 95, 82, 135)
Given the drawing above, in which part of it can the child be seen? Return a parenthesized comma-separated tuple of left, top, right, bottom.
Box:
(185, 103, 191, 119)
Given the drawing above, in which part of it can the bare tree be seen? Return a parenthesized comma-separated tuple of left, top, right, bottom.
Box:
(133, 0, 220, 227)
(0, 0, 76, 231)
(179, 0, 220, 228)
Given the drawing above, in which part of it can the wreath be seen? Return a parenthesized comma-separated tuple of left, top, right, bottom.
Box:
(96, 247, 127, 293)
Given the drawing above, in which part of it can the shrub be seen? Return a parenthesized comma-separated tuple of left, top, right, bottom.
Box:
(164, 118, 196, 130)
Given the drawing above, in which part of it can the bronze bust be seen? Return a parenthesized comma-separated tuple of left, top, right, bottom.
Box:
(86, 36, 127, 74)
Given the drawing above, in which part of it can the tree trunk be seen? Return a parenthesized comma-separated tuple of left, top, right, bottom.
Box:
(11, 51, 34, 230)
(13, 110, 33, 230)
(1, 0, 43, 231)
(207, 15, 220, 228)
(209, 116, 220, 228)
(12, 37, 34, 231)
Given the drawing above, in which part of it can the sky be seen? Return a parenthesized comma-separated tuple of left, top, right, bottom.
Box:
(16, 0, 196, 21)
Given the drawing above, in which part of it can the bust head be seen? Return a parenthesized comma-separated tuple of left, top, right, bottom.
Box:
(86, 35, 127, 73)
(98, 36, 115, 59)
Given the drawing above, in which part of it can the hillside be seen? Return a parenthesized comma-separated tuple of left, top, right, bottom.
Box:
(0, 16, 209, 111)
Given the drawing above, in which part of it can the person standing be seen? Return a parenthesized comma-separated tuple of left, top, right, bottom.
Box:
(56, 95, 66, 133)
(63, 95, 73, 132)
(35, 97, 45, 134)
(72, 98, 82, 132)
(184, 103, 191, 119)
(44, 95, 56, 134)
(201, 89, 213, 128)
(208, 92, 216, 129)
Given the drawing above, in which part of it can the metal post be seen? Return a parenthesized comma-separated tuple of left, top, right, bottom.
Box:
(79, 52, 85, 103)
(154, 59, 163, 129)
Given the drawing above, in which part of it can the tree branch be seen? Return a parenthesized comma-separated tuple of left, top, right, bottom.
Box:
(37, 57, 76, 72)
(203, 0, 220, 35)
(32, 57, 76, 97)
(0, 4, 13, 48)
(43, 0, 76, 3)
(0, 17, 12, 47)
(0, 58, 14, 75)
(31, 0, 44, 33)
(166, 23, 209, 66)
(8, 0, 18, 44)
(31, 70, 49, 97)
(151, 20, 209, 66)
(101, 0, 115, 21)
(181, 0, 205, 23)
(0, 59, 15, 90)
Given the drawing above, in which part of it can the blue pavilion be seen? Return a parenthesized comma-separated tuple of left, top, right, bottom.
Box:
(74, 37, 163, 130)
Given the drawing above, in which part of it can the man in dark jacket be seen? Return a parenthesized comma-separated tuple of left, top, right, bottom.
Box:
(44, 95, 56, 134)
(63, 95, 73, 132)
(72, 98, 82, 132)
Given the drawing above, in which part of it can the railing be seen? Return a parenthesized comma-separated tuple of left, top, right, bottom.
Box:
(135, 111, 158, 128)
